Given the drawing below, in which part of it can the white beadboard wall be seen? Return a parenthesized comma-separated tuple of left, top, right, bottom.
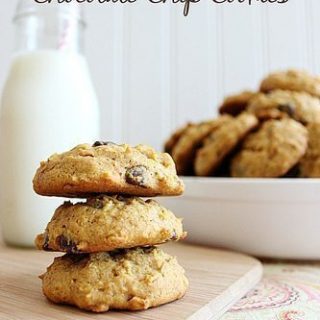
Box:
(0, 0, 320, 150)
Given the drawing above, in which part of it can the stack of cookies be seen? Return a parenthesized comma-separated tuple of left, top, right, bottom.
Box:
(166, 69, 320, 178)
(33, 142, 188, 313)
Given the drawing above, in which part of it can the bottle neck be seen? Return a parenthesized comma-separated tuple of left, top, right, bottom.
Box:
(13, 12, 85, 54)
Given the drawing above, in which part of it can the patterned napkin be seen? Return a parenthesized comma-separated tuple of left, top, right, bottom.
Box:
(222, 263, 320, 320)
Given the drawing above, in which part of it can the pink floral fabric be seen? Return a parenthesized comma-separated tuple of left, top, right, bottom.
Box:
(222, 263, 320, 319)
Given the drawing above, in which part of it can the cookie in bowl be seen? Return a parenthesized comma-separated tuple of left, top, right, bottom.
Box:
(260, 69, 320, 98)
(195, 113, 258, 177)
(219, 90, 258, 116)
(231, 119, 308, 178)
(164, 123, 194, 154)
(248, 90, 320, 124)
(171, 116, 231, 175)
(300, 122, 320, 178)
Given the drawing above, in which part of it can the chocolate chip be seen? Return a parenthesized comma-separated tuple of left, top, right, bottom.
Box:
(109, 249, 127, 260)
(142, 246, 156, 254)
(277, 104, 295, 117)
(64, 254, 89, 264)
(114, 195, 130, 202)
(92, 141, 117, 147)
(112, 270, 120, 277)
(125, 165, 148, 187)
(89, 198, 105, 209)
(56, 235, 78, 254)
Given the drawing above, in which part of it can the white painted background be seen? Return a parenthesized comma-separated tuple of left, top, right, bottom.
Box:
(0, 0, 320, 150)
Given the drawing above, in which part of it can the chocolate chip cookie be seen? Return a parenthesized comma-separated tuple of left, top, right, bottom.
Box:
(300, 122, 320, 177)
(195, 113, 258, 176)
(40, 247, 189, 312)
(248, 90, 320, 124)
(33, 142, 184, 197)
(219, 90, 257, 116)
(35, 196, 186, 253)
(172, 116, 232, 175)
(260, 69, 320, 98)
(164, 123, 194, 154)
(231, 119, 308, 177)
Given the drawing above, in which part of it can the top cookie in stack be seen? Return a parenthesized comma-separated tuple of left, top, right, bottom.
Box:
(33, 142, 188, 313)
(165, 69, 320, 178)
(33, 141, 184, 197)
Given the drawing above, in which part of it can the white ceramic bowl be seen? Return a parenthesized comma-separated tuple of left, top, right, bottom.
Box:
(159, 177, 320, 260)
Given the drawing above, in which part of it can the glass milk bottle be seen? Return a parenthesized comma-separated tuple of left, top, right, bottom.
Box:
(0, 2, 100, 246)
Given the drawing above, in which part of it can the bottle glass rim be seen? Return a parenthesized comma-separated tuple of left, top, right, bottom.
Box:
(13, 1, 86, 26)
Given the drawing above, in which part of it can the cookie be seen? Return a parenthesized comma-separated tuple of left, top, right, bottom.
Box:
(35, 196, 186, 253)
(219, 91, 257, 116)
(40, 247, 189, 312)
(231, 119, 308, 177)
(195, 113, 258, 176)
(248, 90, 320, 124)
(260, 69, 320, 98)
(300, 123, 320, 177)
(172, 116, 232, 175)
(33, 142, 184, 198)
(164, 123, 193, 154)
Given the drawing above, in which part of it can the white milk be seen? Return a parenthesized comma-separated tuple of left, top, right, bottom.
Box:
(0, 50, 100, 246)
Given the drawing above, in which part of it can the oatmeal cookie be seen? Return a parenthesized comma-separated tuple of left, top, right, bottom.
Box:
(33, 142, 184, 197)
(195, 113, 258, 176)
(35, 196, 186, 253)
(219, 90, 257, 116)
(172, 116, 232, 175)
(260, 69, 320, 98)
(248, 90, 320, 124)
(231, 119, 308, 177)
(40, 247, 189, 312)
(164, 123, 193, 154)
(300, 122, 320, 177)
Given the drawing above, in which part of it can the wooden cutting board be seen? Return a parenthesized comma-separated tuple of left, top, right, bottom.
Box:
(0, 242, 262, 320)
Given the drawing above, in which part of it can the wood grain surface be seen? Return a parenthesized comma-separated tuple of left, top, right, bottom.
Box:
(0, 242, 262, 320)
